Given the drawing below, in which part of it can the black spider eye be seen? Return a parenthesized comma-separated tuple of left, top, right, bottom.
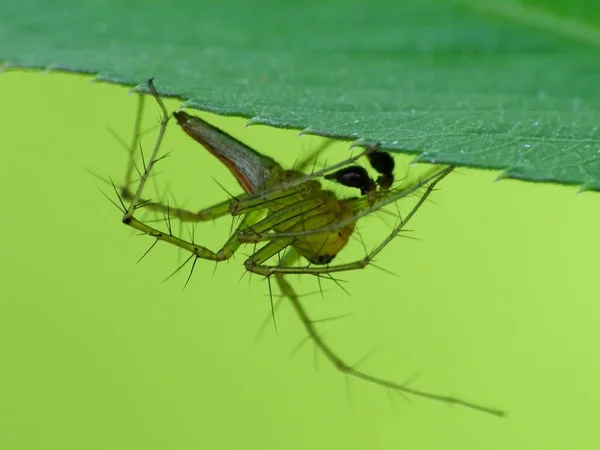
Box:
(367, 150, 395, 176)
(367, 151, 395, 189)
(325, 166, 375, 195)
(325, 166, 367, 188)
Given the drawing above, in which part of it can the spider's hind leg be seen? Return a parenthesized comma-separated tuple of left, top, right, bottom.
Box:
(270, 204, 504, 416)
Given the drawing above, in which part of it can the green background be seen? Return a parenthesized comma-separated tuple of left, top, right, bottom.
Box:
(0, 72, 599, 449)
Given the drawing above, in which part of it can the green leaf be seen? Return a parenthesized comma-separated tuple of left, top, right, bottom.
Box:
(2, 0, 600, 189)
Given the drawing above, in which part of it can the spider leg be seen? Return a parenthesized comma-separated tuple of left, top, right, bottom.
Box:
(122, 90, 146, 195)
(122, 79, 170, 224)
(122, 202, 262, 262)
(244, 237, 295, 267)
(118, 79, 261, 263)
(122, 193, 248, 223)
(273, 251, 504, 416)
(119, 84, 251, 224)
(238, 197, 330, 243)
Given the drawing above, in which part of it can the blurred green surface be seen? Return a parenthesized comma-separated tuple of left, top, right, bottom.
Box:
(511, 0, 600, 28)
(2, 0, 600, 187)
(0, 73, 599, 449)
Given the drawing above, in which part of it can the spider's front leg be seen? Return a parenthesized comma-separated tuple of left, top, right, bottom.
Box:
(117, 79, 260, 264)
(122, 206, 262, 263)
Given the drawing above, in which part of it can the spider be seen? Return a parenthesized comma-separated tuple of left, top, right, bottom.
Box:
(112, 79, 503, 417)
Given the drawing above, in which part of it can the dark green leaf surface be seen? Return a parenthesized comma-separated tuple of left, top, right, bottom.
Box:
(2, 0, 600, 189)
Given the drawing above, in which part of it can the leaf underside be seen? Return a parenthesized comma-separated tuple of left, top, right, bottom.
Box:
(2, 0, 600, 190)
